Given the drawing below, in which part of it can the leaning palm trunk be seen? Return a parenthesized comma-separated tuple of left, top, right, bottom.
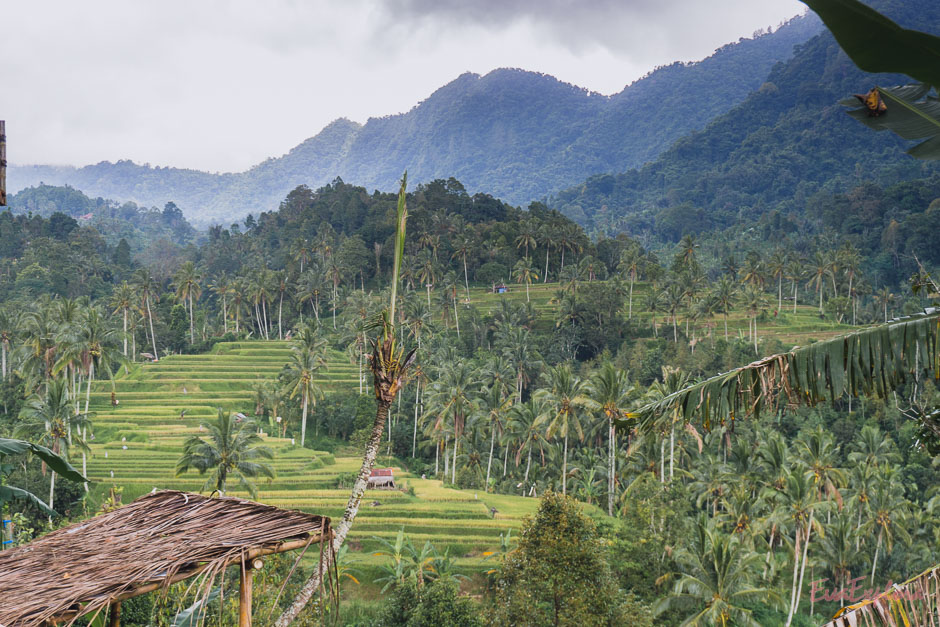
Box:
(608, 417, 615, 516)
(146, 296, 158, 360)
(275, 334, 415, 626)
(277, 173, 413, 626)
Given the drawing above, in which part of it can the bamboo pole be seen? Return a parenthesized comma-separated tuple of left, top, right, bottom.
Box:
(0, 120, 6, 206)
(239, 559, 253, 627)
(108, 601, 121, 627)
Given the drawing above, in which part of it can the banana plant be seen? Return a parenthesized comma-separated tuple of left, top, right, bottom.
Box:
(0, 437, 87, 517)
(801, 0, 940, 158)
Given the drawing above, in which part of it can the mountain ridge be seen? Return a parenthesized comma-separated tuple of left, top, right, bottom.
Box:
(9, 13, 821, 224)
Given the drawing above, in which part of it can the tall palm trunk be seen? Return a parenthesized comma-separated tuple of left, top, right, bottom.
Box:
(262, 298, 271, 339)
(82, 362, 94, 492)
(524, 447, 532, 488)
(486, 427, 495, 492)
(452, 428, 458, 485)
(463, 255, 470, 302)
(562, 433, 568, 495)
(608, 417, 615, 516)
(275, 398, 393, 626)
(48, 469, 56, 511)
(543, 247, 550, 283)
(870, 529, 883, 585)
(628, 276, 634, 319)
(778, 275, 783, 312)
(278, 291, 283, 340)
(122, 309, 128, 357)
(412, 382, 419, 458)
(146, 296, 158, 360)
(669, 423, 675, 481)
(793, 282, 798, 313)
(300, 393, 308, 447)
(222, 295, 228, 334)
(188, 295, 194, 344)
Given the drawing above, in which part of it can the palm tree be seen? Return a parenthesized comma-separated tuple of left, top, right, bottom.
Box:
(427, 362, 478, 485)
(539, 226, 556, 283)
(860, 474, 912, 585)
(173, 261, 202, 345)
(741, 285, 768, 354)
(175, 409, 275, 498)
(286, 346, 326, 446)
(663, 283, 685, 343)
(477, 383, 513, 492)
(513, 259, 539, 302)
(785, 257, 804, 314)
(656, 519, 780, 626)
(556, 224, 583, 274)
(515, 219, 537, 262)
(15, 379, 90, 509)
(500, 326, 542, 404)
(0, 307, 18, 379)
(768, 249, 788, 314)
(712, 276, 737, 340)
(875, 286, 895, 322)
(132, 268, 160, 360)
(583, 362, 635, 516)
(109, 281, 135, 358)
(292, 238, 311, 274)
(273, 270, 288, 340)
(534, 364, 586, 495)
(618, 244, 643, 319)
(231, 277, 247, 334)
(806, 252, 831, 316)
(451, 229, 475, 302)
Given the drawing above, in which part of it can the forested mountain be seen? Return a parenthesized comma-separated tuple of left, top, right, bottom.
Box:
(552, 0, 940, 240)
(8, 13, 821, 225)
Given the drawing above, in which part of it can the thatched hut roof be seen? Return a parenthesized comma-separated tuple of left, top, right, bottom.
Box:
(0, 490, 331, 626)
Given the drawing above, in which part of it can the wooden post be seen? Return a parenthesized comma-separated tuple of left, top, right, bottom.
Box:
(108, 601, 121, 627)
(238, 559, 255, 627)
(0, 120, 6, 206)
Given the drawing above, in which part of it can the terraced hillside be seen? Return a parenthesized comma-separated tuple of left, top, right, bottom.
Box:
(83, 341, 541, 575)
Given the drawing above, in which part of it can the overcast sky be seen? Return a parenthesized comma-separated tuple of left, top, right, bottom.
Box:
(1, 0, 804, 172)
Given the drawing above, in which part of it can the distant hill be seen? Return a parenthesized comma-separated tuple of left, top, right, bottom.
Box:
(9, 13, 821, 225)
(551, 0, 940, 240)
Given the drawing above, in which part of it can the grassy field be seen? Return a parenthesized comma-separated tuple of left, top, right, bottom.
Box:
(84, 341, 553, 591)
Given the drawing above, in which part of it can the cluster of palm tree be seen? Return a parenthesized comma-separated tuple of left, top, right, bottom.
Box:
(0, 296, 125, 508)
(650, 422, 924, 625)
(633, 236, 873, 354)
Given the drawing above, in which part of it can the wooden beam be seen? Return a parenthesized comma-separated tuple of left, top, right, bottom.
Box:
(108, 601, 121, 627)
(50, 531, 330, 623)
(0, 120, 6, 206)
(239, 559, 253, 627)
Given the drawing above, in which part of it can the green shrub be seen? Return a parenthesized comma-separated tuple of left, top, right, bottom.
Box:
(375, 578, 482, 627)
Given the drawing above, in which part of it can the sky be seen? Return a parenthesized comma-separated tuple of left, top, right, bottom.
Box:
(0, 0, 804, 172)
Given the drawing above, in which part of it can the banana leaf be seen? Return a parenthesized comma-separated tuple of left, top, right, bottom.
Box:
(0, 485, 56, 517)
(171, 587, 221, 627)
(0, 437, 88, 483)
(627, 308, 940, 433)
(800, 0, 940, 87)
(842, 84, 940, 159)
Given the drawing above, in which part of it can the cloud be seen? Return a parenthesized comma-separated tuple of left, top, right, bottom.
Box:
(0, 0, 804, 172)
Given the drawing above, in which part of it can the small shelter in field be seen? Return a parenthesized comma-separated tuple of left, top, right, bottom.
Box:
(0, 490, 332, 627)
(367, 467, 396, 489)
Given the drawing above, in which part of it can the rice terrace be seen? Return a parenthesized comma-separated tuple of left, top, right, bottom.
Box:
(2, 0, 940, 626)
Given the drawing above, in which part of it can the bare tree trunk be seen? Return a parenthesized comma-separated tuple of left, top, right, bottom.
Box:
(223, 296, 228, 334)
(562, 434, 568, 495)
(274, 399, 392, 627)
(278, 292, 283, 340)
(300, 393, 308, 447)
(628, 276, 634, 319)
(669, 423, 675, 482)
(147, 296, 158, 360)
(463, 256, 470, 302)
(122, 309, 128, 357)
(49, 470, 56, 511)
(608, 418, 615, 516)
(189, 295, 194, 344)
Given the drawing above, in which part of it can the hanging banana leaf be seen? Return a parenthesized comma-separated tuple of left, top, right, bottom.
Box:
(0, 437, 87, 483)
(627, 308, 940, 434)
(0, 485, 56, 517)
(800, 0, 940, 87)
(842, 84, 940, 159)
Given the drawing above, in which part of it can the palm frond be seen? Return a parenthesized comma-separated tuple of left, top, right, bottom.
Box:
(628, 308, 939, 433)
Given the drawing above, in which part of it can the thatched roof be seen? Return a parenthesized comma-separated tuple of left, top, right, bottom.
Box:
(0, 490, 331, 627)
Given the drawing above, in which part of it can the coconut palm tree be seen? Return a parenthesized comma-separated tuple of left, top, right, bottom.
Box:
(175, 408, 275, 498)
(477, 383, 513, 492)
(785, 257, 805, 314)
(286, 346, 326, 446)
(427, 362, 478, 485)
(656, 518, 780, 626)
(806, 252, 831, 316)
(131, 268, 160, 360)
(768, 249, 788, 314)
(109, 281, 135, 358)
(173, 261, 202, 345)
(509, 398, 549, 493)
(534, 364, 587, 496)
(712, 276, 737, 340)
(583, 362, 635, 516)
(513, 259, 539, 302)
(274, 174, 417, 626)
(15, 379, 90, 510)
(451, 229, 475, 302)
(618, 244, 643, 320)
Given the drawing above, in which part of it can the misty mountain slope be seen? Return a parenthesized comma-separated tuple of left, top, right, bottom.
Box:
(551, 0, 940, 239)
(9, 13, 820, 224)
